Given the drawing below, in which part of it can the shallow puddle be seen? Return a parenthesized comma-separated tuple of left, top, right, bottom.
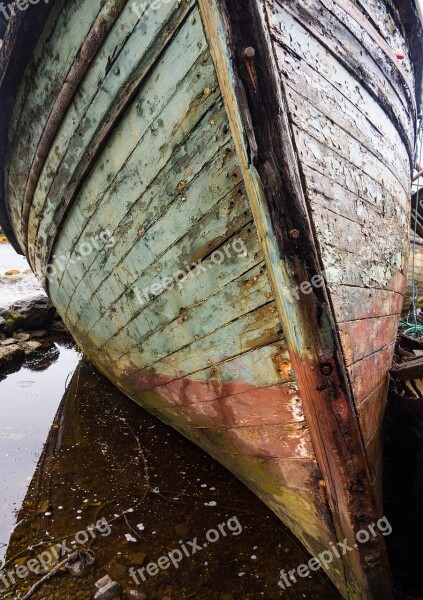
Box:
(0, 358, 339, 599)
(0, 342, 80, 562)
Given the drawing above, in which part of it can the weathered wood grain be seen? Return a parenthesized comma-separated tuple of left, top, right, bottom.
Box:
(271, 10, 411, 181)
(331, 286, 404, 322)
(339, 315, 401, 366)
(348, 344, 395, 403)
(271, 0, 415, 151)
(6, 0, 104, 248)
(32, 2, 199, 278)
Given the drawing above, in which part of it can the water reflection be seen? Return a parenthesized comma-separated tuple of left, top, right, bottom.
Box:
(2, 360, 338, 599)
(0, 342, 80, 564)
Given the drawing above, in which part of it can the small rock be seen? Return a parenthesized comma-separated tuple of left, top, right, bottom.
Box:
(0, 294, 56, 334)
(4, 269, 20, 276)
(66, 560, 88, 578)
(0, 344, 24, 367)
(130, 552, 147, 566)
(127, 591, 147, 599)
(22, 341, 42, 355)
(95, 575, 112, 589)
(66, 550, 95, 578)
(0, 338, 18, 346)
(94, 580, 122, 600)
(103, 560, 127, 579)
(12, 332, 30, 342)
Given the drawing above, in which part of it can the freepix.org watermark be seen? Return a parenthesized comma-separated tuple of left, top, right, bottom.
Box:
(0, 0, 50, 24)
(44, 228, 115, 283)
(0, 518, 112, 591)
(278, 516, 392, 590)
(129, 516, 243, 584)
(131, 0, 174, 19)
(133, 237, 248, 307)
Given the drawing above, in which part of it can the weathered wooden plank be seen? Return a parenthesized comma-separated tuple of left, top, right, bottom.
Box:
(390, 355, 423, 380)
(339, 315, 400, 366)
(311, 205, 408, 289)
(153, 384, 304, 429)
(355, 0, 412, 69)
(348, 344, 395, 403)
(124, 302, 282, 380)
(301, 163, 399, 226)
(278, 55, 410, 190)
(58, 96, 232, 318)
(60, 221, 261, 355)
(30, 0, 198, 261)
(287, 86, 409, 202)
(271, 13, 410, 180)
(292, 127, 409, 289)
(65, 155, 249, 336)
(121, 262, 272, 369)
(185, 423, 314, 460)
(358, 380, 389, 444)
(21, 0, 129, 251)
(6, 0, 104, 247)
(317, 0, 415, 101)
(331, 286, 404, 322)
(293, 125, 407, 217)
(270, 0, 414, 151)
(25, 0, 146, 252)
(152, 344, 296, 405)
(32, 3, 201, 277)
(292, 120, 409, 217)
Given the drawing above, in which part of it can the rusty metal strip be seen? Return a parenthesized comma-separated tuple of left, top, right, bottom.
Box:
(20, 0, 128, 258)
(198, 0, 394, 598)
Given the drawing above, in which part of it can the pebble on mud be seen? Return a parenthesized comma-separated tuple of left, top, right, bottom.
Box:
(130, 552, 147, 566)
(94, 579, 122, 600)
(127, 591, 147, 599)
(95, 575, 113, 589)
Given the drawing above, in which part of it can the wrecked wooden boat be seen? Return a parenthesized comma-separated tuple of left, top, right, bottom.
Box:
(0, 0, 422, 598)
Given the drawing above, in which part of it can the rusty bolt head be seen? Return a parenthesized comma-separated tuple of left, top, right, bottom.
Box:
(320, 363, 332, 376)
(244, 47, 256, 60)
(289, 229, 300, 239)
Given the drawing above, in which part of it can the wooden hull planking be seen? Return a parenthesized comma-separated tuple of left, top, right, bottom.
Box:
(1, 0, 422, 598)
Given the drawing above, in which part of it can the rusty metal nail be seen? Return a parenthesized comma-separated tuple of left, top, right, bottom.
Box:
(289, 229, 300, 239)
(320, 363, 332, 376)
(244, 47, 256, 60)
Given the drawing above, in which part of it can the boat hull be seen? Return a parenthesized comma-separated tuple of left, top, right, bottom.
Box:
(1, 0, 422, 597)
